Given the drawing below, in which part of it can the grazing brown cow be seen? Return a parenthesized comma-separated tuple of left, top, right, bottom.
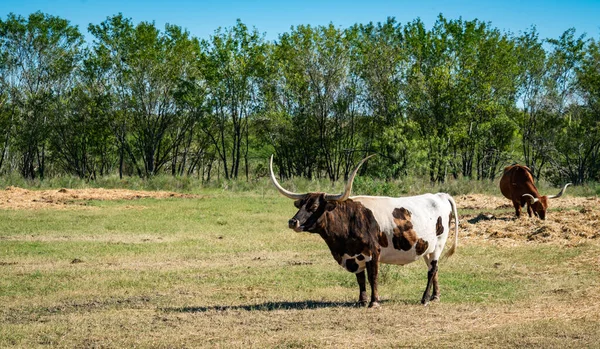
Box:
(499, 164, 571, 220)
(270, 155, 459, 307)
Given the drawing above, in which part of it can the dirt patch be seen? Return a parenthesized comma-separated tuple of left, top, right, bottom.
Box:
(0, 186, 198, 210)
(457, 194, 600, 244)
(455, 193, 600, 211)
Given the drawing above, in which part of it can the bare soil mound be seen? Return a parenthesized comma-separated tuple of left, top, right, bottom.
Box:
(457, 194, 600, 244)
(455, 193, 599, 211)
(0, 186, 197, 210)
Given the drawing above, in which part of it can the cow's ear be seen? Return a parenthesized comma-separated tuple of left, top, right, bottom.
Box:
(325, 201, 337, 211)
(294, 200, 302, 208)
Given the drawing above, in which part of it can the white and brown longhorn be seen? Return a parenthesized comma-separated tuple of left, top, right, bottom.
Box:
(270, 155, 459, 307)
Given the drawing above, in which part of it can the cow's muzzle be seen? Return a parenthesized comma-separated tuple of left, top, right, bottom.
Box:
(288, 218, 302, 232)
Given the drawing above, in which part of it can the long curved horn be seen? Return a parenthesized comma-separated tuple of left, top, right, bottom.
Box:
(547, 183, 572, 199)
(522, 193, 539, 204)
(324, 154, 376, 202)
(269, 155, 306, 200)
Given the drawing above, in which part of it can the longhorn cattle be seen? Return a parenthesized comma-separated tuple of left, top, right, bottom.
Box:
(270, 155, 459, 307)
(499, 164, 571, 220)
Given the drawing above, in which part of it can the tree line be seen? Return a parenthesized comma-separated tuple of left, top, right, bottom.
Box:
(0, 12, 598, 184)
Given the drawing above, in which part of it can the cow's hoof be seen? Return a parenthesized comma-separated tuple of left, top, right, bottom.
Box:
(430, 295, 440, 302)
(357, 300, 368, 307)
(421, 299, 430, 306)
(368, 301, 380, 308)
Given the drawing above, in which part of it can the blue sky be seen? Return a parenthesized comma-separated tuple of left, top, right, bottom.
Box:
(1, 0, 598, 43)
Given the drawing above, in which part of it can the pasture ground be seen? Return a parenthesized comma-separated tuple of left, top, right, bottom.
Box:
(1, 186, 599, 348)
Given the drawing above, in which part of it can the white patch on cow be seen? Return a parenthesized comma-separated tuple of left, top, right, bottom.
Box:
(351, 193, 455, 265)
(339, 253, 372, 274)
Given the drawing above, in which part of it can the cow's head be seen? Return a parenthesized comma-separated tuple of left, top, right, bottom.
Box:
(269, 155, 374, 233)
(522, 183, 571, 220)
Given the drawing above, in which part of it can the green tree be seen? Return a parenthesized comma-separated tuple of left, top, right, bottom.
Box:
(515, 27, 549, 178)
(200, 20, 267, 180)
(89, 14, 201, 177)
(269, 24, 361, 181)
(48, 50, 115, 179)
(550, 31, 599, 184)
(350, 18, 415, 178)
(404, 17, 457, 182)
(443, 17, 519, 180)
(0, 40, 11, 172)
(0, 12, 83, 178)
(171, 57, 212, 178)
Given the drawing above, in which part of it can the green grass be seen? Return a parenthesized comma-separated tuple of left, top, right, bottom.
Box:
(1, 191, 599, 348)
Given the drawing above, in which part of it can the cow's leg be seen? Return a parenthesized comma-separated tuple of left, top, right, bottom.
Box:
(366, 259, 380, 308)
(356, 271, 368, 306)
(421, 258, 438, 306)
(518, 197, 533, 218)
(512, 200, 522, 218)
(430, 260, 440, 302)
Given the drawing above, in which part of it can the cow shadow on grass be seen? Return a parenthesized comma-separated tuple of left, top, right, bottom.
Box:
(163, 300, 385, 313)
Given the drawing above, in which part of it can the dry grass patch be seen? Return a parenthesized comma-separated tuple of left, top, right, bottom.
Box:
(458, 194, 600, 244)
(0, 186, 198, 210)
(3, 293, 598, 348)
(455, 193, 600, 211)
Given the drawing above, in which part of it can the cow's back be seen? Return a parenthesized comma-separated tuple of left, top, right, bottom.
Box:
(500, 164, 534, 200)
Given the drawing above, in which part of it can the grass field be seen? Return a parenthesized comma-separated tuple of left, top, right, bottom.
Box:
(1, 186, 599, 348)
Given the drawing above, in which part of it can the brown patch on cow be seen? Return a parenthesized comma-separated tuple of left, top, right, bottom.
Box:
(392, 208, 418, 251)
(415, 238, 429, 255)
(378, 232, 389, 247)
(436, 216, 444, 236)
(392, 207, 410, 220)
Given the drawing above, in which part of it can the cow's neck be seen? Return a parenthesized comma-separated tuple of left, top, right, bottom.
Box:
(316, 201, 358, 238)
(312, 201, 377, 261)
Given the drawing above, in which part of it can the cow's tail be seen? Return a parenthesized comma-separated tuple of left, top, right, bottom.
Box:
(441, 194, 459, 261)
